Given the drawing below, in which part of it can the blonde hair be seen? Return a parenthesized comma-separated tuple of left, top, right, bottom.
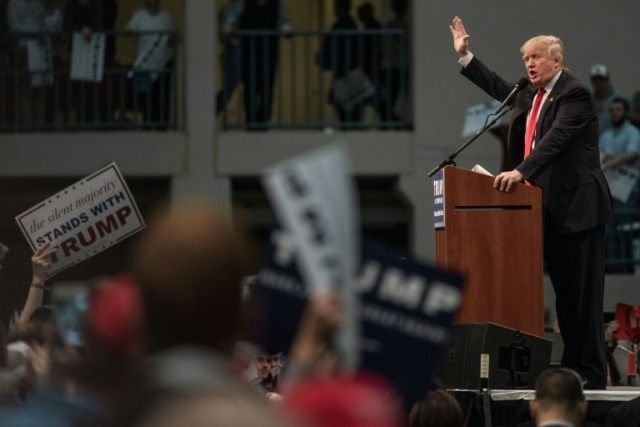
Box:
(521, 35, 566, 69)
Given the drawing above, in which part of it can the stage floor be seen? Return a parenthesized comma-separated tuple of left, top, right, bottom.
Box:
(451, 388, 640, 426)
(481, 387, 640, 401)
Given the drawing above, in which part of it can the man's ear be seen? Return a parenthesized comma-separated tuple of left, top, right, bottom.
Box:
(578, 400, 588, 420)
(529, 400, 537, 421)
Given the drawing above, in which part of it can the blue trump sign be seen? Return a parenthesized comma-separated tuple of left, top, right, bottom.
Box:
(253, 232, 464, 404)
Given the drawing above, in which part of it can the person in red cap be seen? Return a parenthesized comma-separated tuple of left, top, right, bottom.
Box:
(282, 373, 403, 427)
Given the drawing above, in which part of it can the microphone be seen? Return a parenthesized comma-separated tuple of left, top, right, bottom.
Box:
(496, 77, 530, 112)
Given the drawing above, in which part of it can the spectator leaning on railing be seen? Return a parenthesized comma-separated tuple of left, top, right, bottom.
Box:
(7, 0, 44, 48)
(216, 0, 243, 116)
(6, 0, 46, 126)
(319, 0, 365, 128)
(380, 0, 409, 125)
(63, 0, 105, 124)
(356, 1, 382, 121)
(126, 0, 175, 127)
(40, 0, 62, 123)
(233, 0, 291, 130)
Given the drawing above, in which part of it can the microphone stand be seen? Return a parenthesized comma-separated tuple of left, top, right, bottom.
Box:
(427, 106, 512, 177)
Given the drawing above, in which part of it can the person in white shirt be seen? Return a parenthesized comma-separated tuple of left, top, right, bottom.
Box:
(39, 0, 62, 122)
(126, 0, 174, 60)
(6, 0, 44, 48)
(42, 0, 62, 34)
(126, 0, 175, 127)
(599, 96, 640, 210)
(6, 0, 45, 125)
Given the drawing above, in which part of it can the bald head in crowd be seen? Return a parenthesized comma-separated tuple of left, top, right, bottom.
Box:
(131, 200, 255, 355)
(529, 368, 587, 427)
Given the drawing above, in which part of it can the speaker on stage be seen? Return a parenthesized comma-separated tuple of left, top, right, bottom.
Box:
(440, 323, 552, 389)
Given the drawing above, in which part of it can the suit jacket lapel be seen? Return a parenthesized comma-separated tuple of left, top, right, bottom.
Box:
(536, 71, 567, 137)
(513, 86, 535, 126)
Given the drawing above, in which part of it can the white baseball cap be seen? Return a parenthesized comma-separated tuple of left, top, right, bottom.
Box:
(590, 64, 609, 78)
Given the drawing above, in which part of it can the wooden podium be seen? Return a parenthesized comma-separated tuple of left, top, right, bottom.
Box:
(433, 166, 544, 337)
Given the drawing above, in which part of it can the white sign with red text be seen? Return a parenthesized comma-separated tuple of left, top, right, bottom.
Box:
(15, 163, 145, 277)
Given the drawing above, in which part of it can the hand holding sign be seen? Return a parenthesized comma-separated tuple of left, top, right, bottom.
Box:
(289, 292, 343, 376)
(31, 242, 58, 286)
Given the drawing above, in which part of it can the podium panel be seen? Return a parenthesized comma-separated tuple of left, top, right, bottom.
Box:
(434, 166, 543, 336)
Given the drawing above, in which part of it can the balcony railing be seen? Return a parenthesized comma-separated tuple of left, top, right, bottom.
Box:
(217, 29, 411, 130)
(0, 30, 178, 131)
(606, 207, 640, 275)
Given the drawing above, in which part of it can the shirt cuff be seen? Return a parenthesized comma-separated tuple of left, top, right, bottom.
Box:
(458, 52, 474, 68)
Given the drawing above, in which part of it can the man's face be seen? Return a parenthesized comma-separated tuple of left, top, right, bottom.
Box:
(610, 102, 626, 126)
(255, 354, 271, 377)
(269, 355, 281, 376)
(522, 45, 560, 87)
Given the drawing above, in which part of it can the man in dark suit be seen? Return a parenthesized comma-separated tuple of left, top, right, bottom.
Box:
(605, 395, 640, 427)
(450, 17, 614, 389)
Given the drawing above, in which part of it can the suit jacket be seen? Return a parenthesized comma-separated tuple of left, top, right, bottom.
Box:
(461, 56, 614, 234)
(605, 396, 640, 427)
(515, 421, 600, 427)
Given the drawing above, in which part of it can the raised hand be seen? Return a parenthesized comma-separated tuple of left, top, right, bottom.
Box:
(289, 292, 342, 377)
(449, 16, 470, 57)
(17, 243, 58, 329)
(31, 242, 57, 286)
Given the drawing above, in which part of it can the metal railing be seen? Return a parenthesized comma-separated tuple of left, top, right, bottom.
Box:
(0, 30, 178, 131)
(217, 29, 411, 130)
(606, 207, 640, 275)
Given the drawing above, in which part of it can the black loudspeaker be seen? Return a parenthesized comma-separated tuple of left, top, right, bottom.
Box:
(440, 323, 552, 389)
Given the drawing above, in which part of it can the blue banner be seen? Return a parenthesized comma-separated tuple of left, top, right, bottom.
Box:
(253, 233, 464, 403)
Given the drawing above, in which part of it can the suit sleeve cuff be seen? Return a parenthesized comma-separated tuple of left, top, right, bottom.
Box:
(458, 52, 474, 67)
(515, 165, 532, 181)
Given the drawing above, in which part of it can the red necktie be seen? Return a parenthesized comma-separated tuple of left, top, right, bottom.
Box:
(524, 88, 546, 159)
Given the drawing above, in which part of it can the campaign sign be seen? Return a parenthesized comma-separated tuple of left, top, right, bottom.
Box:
(263, 145, 361, 371)
(254, 231, 464, 403)
(70, 32, 105, 82)
(15, 163, 145, 277)
(433, 170, 445, 229)
(252, 231, 308, 355)
(604, 164, 639, 204)
(262, 145, 359, 294)
(358, 242, 463, 403)
(461, 100, 505, 138)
